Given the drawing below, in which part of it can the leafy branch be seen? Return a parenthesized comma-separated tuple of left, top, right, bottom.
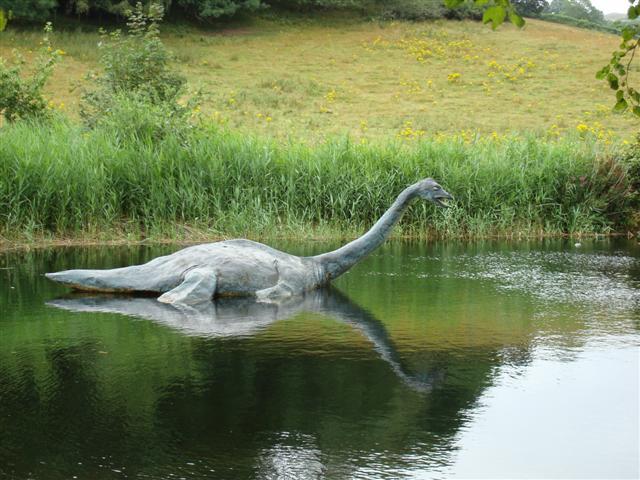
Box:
(597, 1, 640, 117)
(444, 0, 525, 29)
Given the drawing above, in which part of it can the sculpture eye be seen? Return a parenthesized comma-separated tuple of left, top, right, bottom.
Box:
(433, 185, 440, 191)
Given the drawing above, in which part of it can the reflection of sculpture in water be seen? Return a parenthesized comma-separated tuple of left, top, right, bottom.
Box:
(48, 288, 442, 393)
(45, 179, 452, 304)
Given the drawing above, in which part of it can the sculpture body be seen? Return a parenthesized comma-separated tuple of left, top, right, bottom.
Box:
(47, 240, 322, 303)
(46, 178, 452, 304)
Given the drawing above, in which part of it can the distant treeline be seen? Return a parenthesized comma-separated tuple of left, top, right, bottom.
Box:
(0, 0, 624, 35)
(516, 0, 624, 34)
(539, 12, 621, 34)
(0, 0, 485, 23)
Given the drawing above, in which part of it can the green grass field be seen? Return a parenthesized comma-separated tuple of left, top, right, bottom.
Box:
(0, 15, 636, 142)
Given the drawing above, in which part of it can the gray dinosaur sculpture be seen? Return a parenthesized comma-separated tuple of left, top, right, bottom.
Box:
(45, 178, 452, 304)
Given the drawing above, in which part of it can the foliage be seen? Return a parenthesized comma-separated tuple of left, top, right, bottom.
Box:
(0, 0, 517, 22)
(512, 0, 548, 17)
(0, 8, 8, 31)
(0, 0, 265, 21)
(86, 3, 185, 103)
(545, 0, 604, 24)
(176, 0, 263, 19)
(597, 0, 640, 117)
(375, 0, 446, 21)
(0, 0, 56, 22)
(445, 0, 524, 28)
(80, 2, 195, 138)
(443, 1, 483, 20)
(0, 22, 63, 122)
(539, 12, 619, 33)
(620, 136, 640, 227)
(268, 0, 363, 9)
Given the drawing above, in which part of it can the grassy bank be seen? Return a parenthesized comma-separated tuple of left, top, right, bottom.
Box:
(0, 119, 635, 246)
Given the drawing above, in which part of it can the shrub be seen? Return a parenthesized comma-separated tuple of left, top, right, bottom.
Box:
(539, 13, 619, 33)
(443, 1, 483, 20)
(177, 0, 264, 19)
(80, 2, 197, 139)
(620, 137, 640, 230)
(376, 0, 445, 21)
(0, 22, 62, 122)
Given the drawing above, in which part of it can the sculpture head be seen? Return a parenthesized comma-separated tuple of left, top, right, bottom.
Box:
(416, 178, 453, 208)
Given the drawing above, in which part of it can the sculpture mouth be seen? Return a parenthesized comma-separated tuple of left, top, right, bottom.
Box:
(433, 193, 453, 208)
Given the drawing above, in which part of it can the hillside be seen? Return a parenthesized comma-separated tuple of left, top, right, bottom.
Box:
(0, 16, 636, 142)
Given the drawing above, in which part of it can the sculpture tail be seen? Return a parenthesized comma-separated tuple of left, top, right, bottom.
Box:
(45, 267, 145, 293)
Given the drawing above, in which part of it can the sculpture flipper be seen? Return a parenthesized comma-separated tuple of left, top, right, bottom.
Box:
(256, 281, 296, 302)
(157, 266, 218, 305)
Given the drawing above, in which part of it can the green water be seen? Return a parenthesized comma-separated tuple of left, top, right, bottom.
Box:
(1, 239, 638, 479)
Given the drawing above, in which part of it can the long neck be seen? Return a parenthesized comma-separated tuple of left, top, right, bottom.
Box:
(313, 183, 420, 280)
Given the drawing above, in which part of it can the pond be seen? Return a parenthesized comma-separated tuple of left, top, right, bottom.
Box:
(1, 239, 638, 479)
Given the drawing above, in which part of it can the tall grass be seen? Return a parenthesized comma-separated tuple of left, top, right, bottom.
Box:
(0, 119, 634, 242)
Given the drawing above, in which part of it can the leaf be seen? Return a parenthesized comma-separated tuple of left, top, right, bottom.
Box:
(633, 106, 640, 117)
(595, 65, 610, 80)
(628, 6, 638, 20)
(607, 73, 619, 90)
(622, 27, 635, 42)
(444, 0, 464, 7)
(483, 6, 507, 30)
(617, 90, 625, 101)
(0, 9, 6, 32)
(509, 10, 525, 28)
(614, 98, 628, 112)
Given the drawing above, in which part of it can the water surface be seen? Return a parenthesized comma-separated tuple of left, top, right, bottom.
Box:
(1, 239, 638, 479)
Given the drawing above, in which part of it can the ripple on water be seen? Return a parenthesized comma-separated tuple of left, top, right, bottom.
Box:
(444, 250, 640, 311)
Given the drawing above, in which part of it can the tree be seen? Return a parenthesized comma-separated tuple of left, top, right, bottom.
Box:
(546, 0, 604, 23)
(0, 0, 56, 21)
(512, 0, 548, 17)
(174, 0, 263, 19)
(0, 0, 265, 21)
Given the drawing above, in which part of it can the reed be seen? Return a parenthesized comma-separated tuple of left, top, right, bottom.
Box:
(0, 119, 634, 243)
